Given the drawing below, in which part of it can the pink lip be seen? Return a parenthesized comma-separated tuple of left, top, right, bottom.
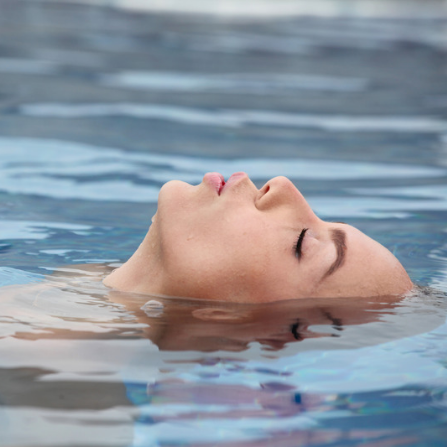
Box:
(203, 171, 248, 195)
(203, 172, 225, 195)
(221, 172, 248, 194)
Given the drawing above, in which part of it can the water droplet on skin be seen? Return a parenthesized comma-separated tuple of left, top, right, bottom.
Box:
(142, 300, 163, 309)
(141, 300, 164, 317)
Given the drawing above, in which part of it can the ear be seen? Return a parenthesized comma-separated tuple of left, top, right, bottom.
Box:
(192, 308, 248, 322)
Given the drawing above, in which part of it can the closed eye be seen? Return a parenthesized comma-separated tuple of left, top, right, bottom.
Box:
(294, 228, 308, 260)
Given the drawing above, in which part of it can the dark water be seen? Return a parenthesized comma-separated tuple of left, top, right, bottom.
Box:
(0, 1, 447, 446)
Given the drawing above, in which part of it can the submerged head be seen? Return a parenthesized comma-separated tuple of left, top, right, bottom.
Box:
(104, 172, 412, 302)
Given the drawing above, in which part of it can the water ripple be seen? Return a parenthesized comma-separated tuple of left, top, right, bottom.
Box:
(0, 58, 60, 75)
(20, 103, 447, 133)
(100, 71, 368, 93)
(0, 137, 445, 216)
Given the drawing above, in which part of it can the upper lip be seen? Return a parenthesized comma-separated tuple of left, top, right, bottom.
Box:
(220, 172, 248, 195)
(204, 172, 249, 196)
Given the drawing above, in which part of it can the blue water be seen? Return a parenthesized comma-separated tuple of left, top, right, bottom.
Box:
(1, 1, 447, 446)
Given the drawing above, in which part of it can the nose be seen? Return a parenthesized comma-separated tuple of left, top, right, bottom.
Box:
(256, 176, 319, 221)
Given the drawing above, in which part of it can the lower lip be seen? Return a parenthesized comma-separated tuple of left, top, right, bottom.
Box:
(203, 171, 248, 195)
(203, 172, 225, 195)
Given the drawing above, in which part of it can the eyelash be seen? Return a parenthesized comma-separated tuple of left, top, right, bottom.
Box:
(294, 228, 308, 259)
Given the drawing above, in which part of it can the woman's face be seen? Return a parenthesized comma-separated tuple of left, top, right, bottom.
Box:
(148, 173, 412, 302)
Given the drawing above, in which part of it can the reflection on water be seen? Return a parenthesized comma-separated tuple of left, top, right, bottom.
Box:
(1, 267, 446, 446)
(3, 266, 445, 352)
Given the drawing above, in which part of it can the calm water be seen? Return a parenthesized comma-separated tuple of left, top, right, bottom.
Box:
(1, 1, 447, 446)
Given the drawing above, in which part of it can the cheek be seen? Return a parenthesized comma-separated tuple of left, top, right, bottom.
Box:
(174, 215, 267, 273)
(161, 213, 280, 300)
(205, 219, 289, 300)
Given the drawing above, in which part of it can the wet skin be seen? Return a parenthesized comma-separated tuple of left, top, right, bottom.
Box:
(104, 173, 412, 302)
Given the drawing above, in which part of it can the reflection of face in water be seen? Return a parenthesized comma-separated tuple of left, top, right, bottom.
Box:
(7, 265, 441, 353)
(107, 290, 441, 353)
(104, 173, 412, 302)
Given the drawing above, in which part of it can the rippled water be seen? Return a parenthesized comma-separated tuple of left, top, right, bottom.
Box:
(1, 1, 447, 446)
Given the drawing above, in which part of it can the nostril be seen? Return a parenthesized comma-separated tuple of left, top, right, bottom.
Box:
(260, 183, 270, 195)
(256, 182, 272, 207)
(258, 183, 270, 200)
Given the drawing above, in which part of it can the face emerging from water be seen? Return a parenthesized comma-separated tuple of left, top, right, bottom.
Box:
(134, 172, 412, 302)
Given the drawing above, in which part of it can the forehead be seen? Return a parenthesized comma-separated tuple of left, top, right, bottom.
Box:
(312, 225, 406, 298)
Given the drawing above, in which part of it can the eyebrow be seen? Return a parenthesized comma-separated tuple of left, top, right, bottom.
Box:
(322, 229, 347, 280)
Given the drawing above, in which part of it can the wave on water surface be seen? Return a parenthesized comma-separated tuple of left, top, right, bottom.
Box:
(0, 137, 446, 219)
(20, 103, 447, 133)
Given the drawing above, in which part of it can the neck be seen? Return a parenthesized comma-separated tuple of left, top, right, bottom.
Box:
(103, 225, 163, 295)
